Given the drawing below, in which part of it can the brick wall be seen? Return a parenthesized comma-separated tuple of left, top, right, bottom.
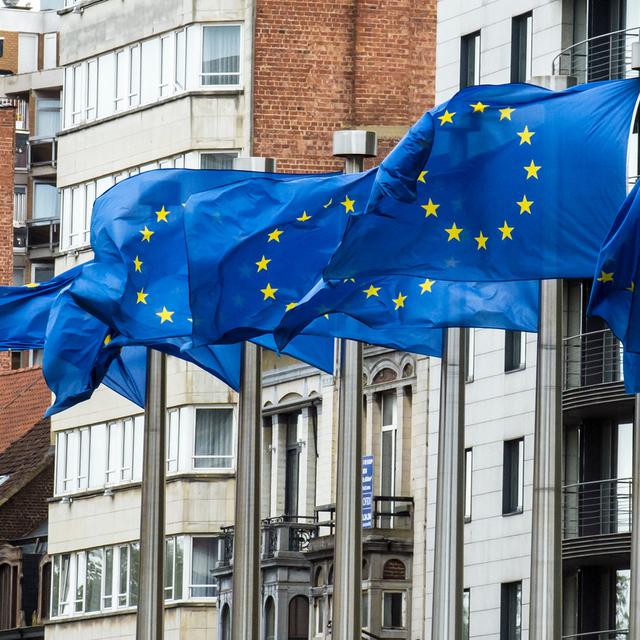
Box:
(0, 106, 15, 373)
(253, 0, 437, 172)
(0, 461, 53, 540)
(0, 31, 19, 75)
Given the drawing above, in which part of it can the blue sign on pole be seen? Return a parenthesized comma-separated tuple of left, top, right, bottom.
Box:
(362, 455, 374, 529)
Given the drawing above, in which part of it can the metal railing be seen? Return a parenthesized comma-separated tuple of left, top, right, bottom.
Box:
(562, 478, 632, 539)
(562, 631, 628, 639)
(552, 27, 640, 84)
(563, 329, 623, 390)
(262, 515, 317, 557)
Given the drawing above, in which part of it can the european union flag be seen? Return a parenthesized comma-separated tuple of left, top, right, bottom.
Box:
(274, 276, 539, 352)
(589, 180, 640, 392)
(326, 79, 640, 283)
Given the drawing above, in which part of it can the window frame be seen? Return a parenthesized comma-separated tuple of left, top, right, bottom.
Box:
(502, 437, 525, 516)
(188, 536, 218, 599)
(504, 330, 526, 373)
(511, 12, 533, 83)
(381, 590, 406, 630)
(463, 588, 471, 640)
(500, 581, 522, 640)
(460, 31, 481, 89)
(464, 328, 475, 383)
(199, 23, 243, 88)
(192, 405, 236, 471)
(464, 448, 473, 522)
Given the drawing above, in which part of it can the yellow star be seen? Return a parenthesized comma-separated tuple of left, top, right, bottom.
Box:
(341, 195, 355, 213)
(516, 195, 534, 214)
(418, 171, 428, 183)
(597, 271, 614, 283)
(419, 278, 435, 294)
(628, 281, 635, 293)
(133, 256, 143, 272)
(267, 228, 284, 243)
(285, 302, 298, 312)
(474, 231, 488, 250)
(155, 206, 170, 223)
(156, 307, 174, 323)
(103, 334, 112, 346)
(296, 211, 312, 222)
(438, 110, 455, 125)
(524, 160, 541, 180)
(260, 283, 278, 300)
(517, 125, 535, 145)
(363, 284, 381, 298)
(323, 313, 330, 320)
(136, 288, 149, 305)
(24, 282, 40, 288)
(140, 226, 154, 242)
(445, 222, 463, 241)
(499, 107, 515, 121)
(256, 255, 271, 272)
(392, 292, 407, 310)
(498, 220, 514, 240)
(470, 101, 488, 113)
(421, 198, 440, 218)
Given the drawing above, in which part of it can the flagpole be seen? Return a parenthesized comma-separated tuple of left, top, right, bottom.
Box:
(630, 393, 640, 640)
(431, 327, 466, 640)
(136, 348, 167, 640)
(332, 129, 377, 640)
(230, 156, 274, 640)
(529, 279, 562, 639)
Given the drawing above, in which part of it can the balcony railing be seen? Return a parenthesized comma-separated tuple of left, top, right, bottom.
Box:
(262, 516, 317, 557)
(563, 478, 632, 539)
(552, 27, 640, 84)
(563, 329, 623, 390)
(562, 631, 628, 639)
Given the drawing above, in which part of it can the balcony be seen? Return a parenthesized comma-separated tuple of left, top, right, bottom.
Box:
(563, 329, 628, 411)
(562, 478, 632, 563)
(25, 218, 60, 258)
(552, 27, 640, 84)
(29, 137, 57, 177)
(262, 516, 317, 558)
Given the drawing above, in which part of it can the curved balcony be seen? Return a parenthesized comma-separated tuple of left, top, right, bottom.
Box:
(552, 27, 640, 84)
(562, 478, 632, 562)
(562, 329, 628, 412)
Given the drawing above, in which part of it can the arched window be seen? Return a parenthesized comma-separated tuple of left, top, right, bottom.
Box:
(314, 566, 324, 587)
(220, 603, 231, 640)
(383, 559, 406, 580)
(0, 561, 19, 630)
(264, 596, 275, 640)
(362, 558, 369, 580)
(327, 564, 334, 585)
(288, 595, 309, 640)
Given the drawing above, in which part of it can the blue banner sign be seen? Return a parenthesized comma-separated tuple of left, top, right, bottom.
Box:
(362, 455, 374, 529)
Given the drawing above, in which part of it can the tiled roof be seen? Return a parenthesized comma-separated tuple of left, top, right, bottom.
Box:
(0, 367, 51, 453)
(0, 420, 52, 507)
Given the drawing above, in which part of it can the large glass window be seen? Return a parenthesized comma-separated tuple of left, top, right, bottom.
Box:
(164, 537, 184, 601)
(33, 183, 59, 220)
(511, 12, 533, 82)
(500, 581, 522, 640)
(200, 152, 238, 170)
(190, 537, 217, 597)
(194, 408, 234, 469)
(201, 25, 241, 86)
(35, 96, 61, 138)
(503, 438, 525, 515)
(460, 31, 481, 89)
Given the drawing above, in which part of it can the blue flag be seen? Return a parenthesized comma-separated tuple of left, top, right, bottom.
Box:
(325, 79, 640, 283)
(274, 276, 539, 352)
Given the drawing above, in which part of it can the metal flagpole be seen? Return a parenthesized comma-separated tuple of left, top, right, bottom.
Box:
(529, 279, 562, 639)
(332, 129, 377, 640)
(136, 348, 167, 640)
(230, 156, 275, 640)
(630, 394, 640, 640)
(431, 327, 466, 640)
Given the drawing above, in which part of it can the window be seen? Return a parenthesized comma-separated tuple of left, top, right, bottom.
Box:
(56, 428, 91, 494)
(288, 596, 309, 640)
(190, 537, 216, 597)
(382, 591, 405, 629)
(465, 328, 475, 383)
(13, 186, 26, 224)
(0, 562, 19, 630)
(164, 536, 184, 601)
(503, 438, 524, 515)
(12, 268, 24, 286)
(35, 96, 61, 139)
(463, 588, 470, 640)
(106, 417, 144, 485)
(85, 550, 102, 612)
(500, 581, 522, 640)
(43, 33, 57, 69)
(33, 264, 54, 283)
(265, 597, 276, 639)
(193, 408, 234, 469)
(201, 25, 241, 86)
(362, 590, 369, 628)
(460, 31, 481, 89)
(0, 39, 4, 58)
(129, 44, 141, 107)
(15, 133, 28, 170)
(285, 412, 300, 516)
(464, 448, 473, 522)
(200, 152, 238, 170)
(167, 408, 181, 473)
(380, 391, 398, 526)
(511, 12, 533, 83)
(504, 331, 525, 372)
(18, 33, 38, 74)
(33, 182, 59, 220)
